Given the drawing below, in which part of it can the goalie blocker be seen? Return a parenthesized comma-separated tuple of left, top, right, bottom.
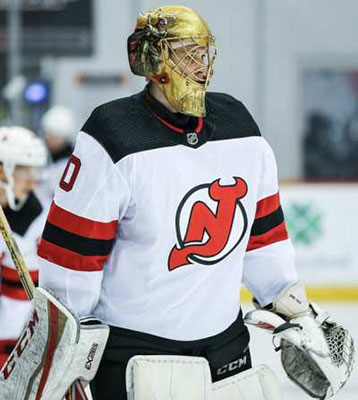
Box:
(0, 287, 109, 400)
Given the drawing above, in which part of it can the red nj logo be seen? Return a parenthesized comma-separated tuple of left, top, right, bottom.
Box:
(168, 177, 248, 270)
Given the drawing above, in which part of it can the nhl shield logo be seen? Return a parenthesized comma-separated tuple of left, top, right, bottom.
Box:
(186, 132, 199, 146)
(168, 177, 248, 270)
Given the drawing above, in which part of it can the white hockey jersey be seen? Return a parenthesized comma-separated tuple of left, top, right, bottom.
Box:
(0, 193, 45, 366)
(38, 89, 297, 341)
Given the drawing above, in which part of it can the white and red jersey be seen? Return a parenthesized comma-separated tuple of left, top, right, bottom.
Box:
(0, 193, 46, 365)
(38, 89, 297, 341)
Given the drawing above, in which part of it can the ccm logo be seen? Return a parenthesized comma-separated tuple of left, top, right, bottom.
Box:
(217, 356, 247, 376)
(2, 310, 39, 380)
(85, 343, 99, 370)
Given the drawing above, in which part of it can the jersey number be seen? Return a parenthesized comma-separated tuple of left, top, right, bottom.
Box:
(59, 155, 81, 192)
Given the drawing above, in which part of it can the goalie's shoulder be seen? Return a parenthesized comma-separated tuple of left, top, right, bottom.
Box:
(206, 92, 261, 140)
(86, 93, 136, 123)
(81, 91, 153, 163)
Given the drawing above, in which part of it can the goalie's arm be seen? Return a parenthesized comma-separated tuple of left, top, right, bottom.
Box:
(242, 138, 297, 306)
(38, 129, 130, 316)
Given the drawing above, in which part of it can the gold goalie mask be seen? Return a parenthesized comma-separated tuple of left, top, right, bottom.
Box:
(128, 5, 217, 116)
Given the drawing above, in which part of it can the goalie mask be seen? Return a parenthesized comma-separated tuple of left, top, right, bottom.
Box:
(128, 5, 217, 117)
(0, 127, 47, 211)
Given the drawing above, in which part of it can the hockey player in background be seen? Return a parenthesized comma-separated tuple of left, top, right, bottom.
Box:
(0, 127, 47, 368)
(0, 5, 354, 400)
(36, 105, 75, 205)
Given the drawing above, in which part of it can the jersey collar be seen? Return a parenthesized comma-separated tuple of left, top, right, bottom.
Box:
(141, 86, 215, 149)
(143, 86, 204, 134)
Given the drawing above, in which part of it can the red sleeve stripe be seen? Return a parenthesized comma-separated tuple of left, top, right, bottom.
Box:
(246, 221, 288, 251)
(1, 284, 29, 301)
(2, 265, 38, 283)
(38, 239, 108, 272)
(47, 201, 118, 240)
(255, 192, 281, 219)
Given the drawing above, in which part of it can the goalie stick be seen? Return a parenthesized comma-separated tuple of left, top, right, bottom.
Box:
(0, 205, 89, 400)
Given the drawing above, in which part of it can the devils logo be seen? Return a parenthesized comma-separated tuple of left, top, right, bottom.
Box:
(168, 177, 248, 270)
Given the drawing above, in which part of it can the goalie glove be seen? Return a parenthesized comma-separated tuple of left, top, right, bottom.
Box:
(244, 281, 355, 399)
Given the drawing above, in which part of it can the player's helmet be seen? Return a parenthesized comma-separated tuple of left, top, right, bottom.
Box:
(41, 105, 75, 139)
(0, 126, 47, 210)
(128, 5, 217, 117)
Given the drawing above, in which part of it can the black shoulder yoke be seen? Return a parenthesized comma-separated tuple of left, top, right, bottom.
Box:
(82, 90, 261, 164)
(206, 92, 261, 141)
(81, 91, 180, 164)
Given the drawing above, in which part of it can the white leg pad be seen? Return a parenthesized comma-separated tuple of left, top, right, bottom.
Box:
(212, 364, 284, 400)
(126, 355, 212, 400)
(0, 288, 109, 399)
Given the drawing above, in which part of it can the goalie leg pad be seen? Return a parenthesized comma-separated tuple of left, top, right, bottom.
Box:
(0, 287, 109, 400)
(126, 356, 283, 400)
(212, 364, 283, 400)
(126, 355, 212, 400)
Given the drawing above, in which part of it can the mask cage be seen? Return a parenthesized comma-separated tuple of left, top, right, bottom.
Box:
(160, 35, 217, 87)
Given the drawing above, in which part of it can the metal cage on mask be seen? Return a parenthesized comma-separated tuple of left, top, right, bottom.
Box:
(153, 35, 217, 116)
(161, 37, 216, 85)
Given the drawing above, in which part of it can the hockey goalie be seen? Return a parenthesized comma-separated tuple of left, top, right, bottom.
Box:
(0, 4, 354, 400)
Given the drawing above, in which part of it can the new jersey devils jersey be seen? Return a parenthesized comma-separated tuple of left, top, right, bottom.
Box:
(38, 89, 297, 340)
(0, 193, 45, 366)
